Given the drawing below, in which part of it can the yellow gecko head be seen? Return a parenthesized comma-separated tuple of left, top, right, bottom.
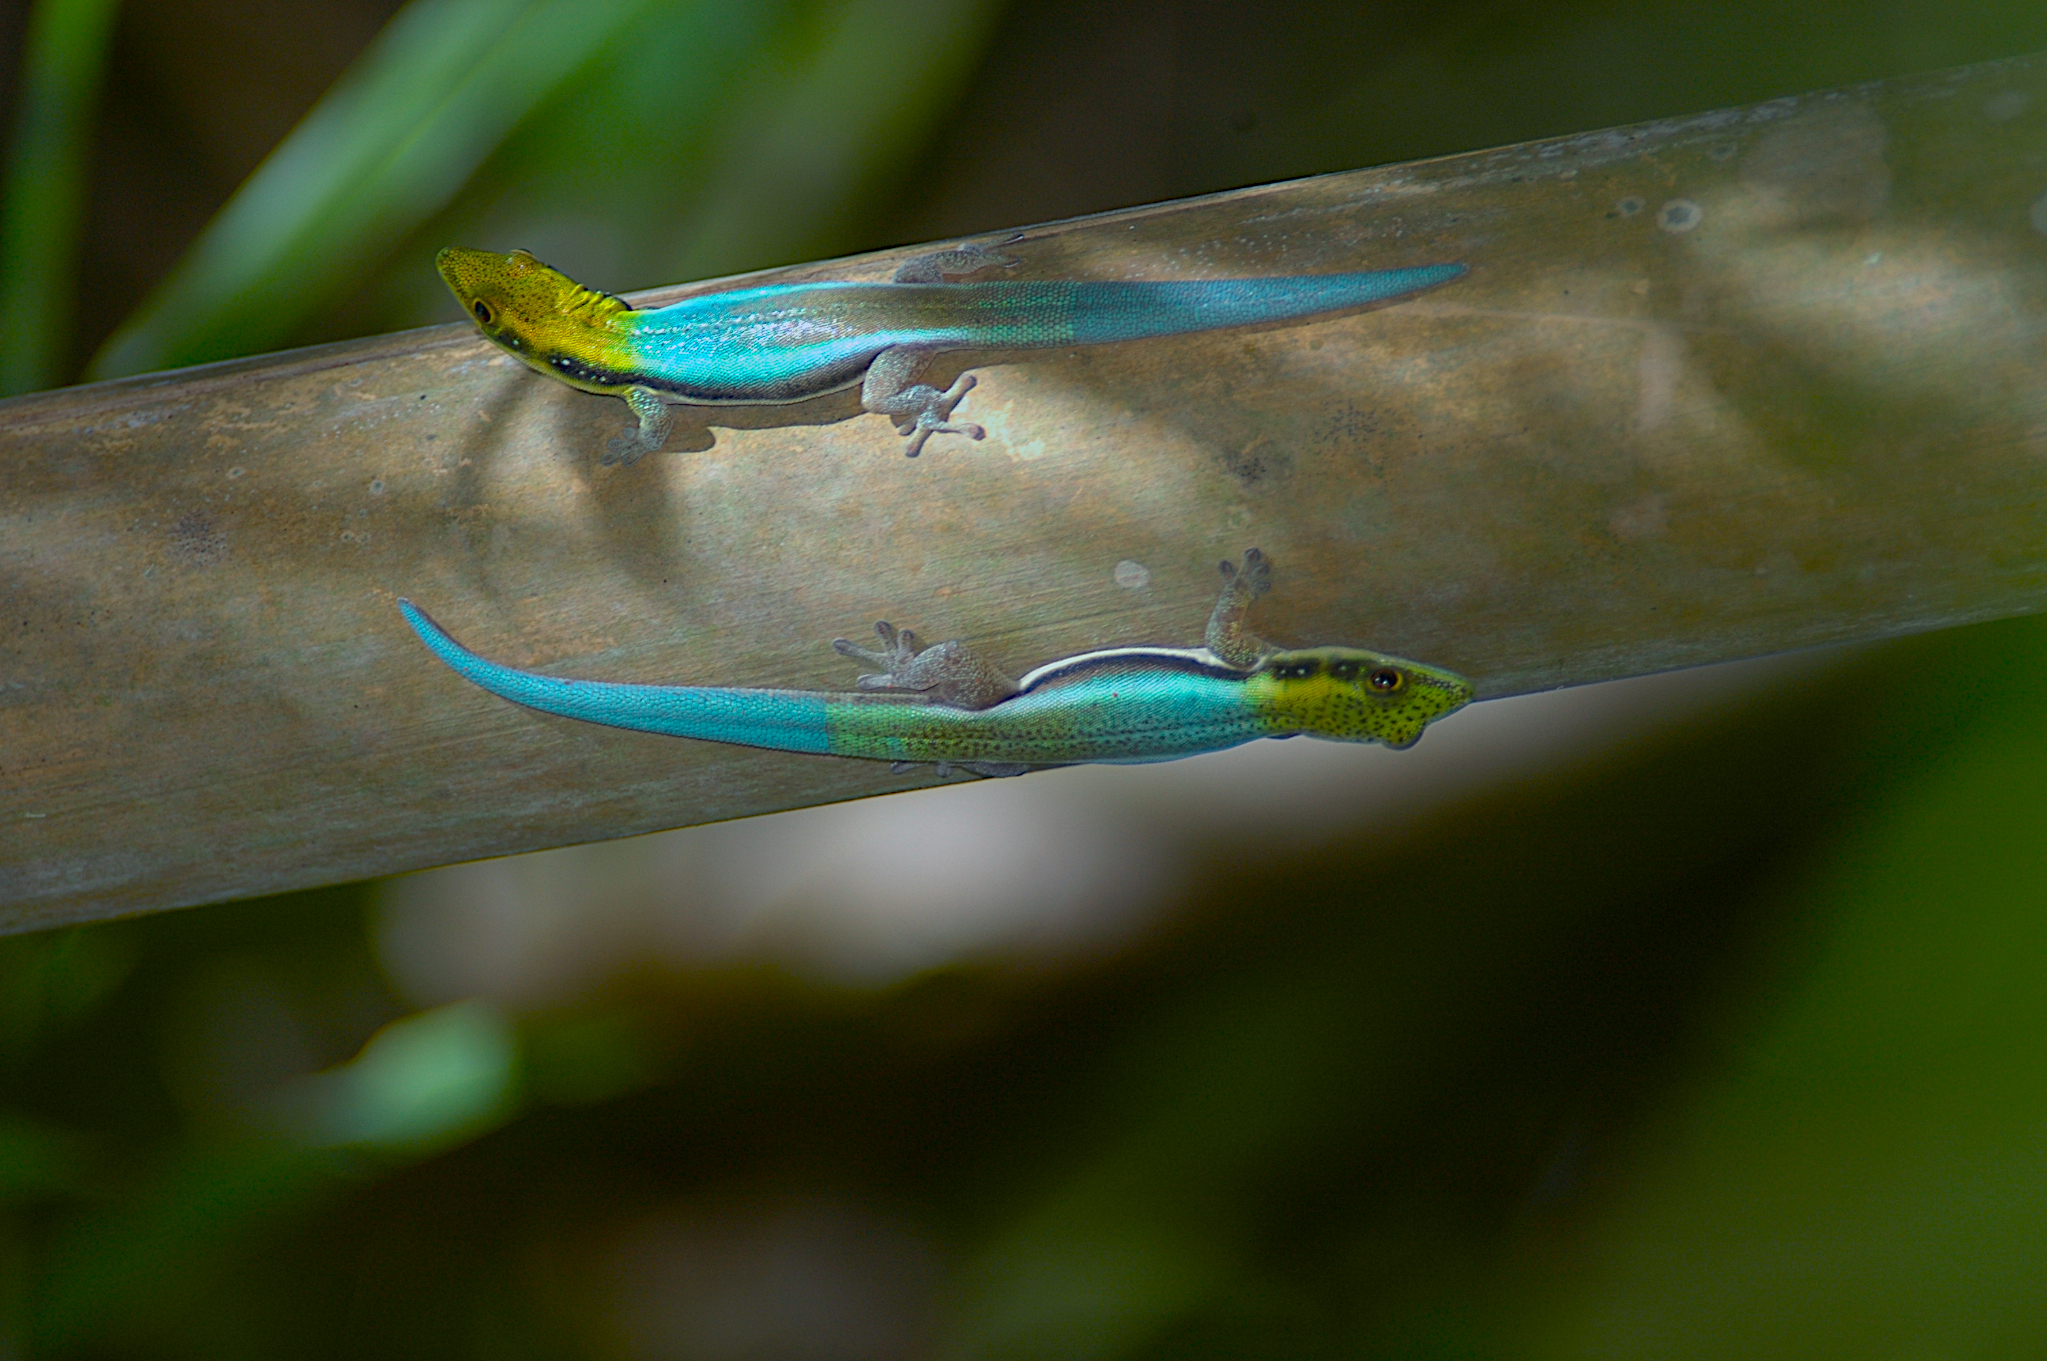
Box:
(1249, 646, 1474, 749)
(435, 246, 636, 394)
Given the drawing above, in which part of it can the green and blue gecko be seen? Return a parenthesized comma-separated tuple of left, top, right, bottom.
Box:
(398, 550, 1473, 776)
(436, 243, 1466, 462)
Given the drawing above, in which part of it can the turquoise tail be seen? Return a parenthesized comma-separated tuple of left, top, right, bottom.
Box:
(1066, 263, 1465, 344)
(398, 601, 834, 755)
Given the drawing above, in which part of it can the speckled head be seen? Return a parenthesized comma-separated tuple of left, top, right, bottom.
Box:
(1248, 646, 1473, 749)
(435, 246, 636, 393)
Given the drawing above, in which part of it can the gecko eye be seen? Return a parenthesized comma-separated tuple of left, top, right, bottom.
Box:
(1368, 668, 1404, 693)
(472, 300, 495, 324)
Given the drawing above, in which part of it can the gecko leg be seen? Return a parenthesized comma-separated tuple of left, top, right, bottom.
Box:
(1206, 547, 1278, 669)
(868, 239, 1023, 454)
(862, 348, 985, 457)
(833, 619, 919, 682)
(891, 240, 1021, 283)
(892, 759, 1030, 779)
(831, 620, 1020, 710)
(603, 387, 673, 466)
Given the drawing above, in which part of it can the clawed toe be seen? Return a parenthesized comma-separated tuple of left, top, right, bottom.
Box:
(901, 415, 981, 458)
(935, 375, 977, 422)
(838, 619, 920, 675)
(1219, 547, 1271, 594)
(1239, 547, 1272, 595)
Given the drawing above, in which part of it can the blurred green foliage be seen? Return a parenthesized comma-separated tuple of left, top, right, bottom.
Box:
(6, 0, 2047, 1355)
(84, 0, 1006, 379)
(0, 0, 118, 395)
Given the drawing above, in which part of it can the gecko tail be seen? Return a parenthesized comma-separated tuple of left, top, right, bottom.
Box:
(1066, 263, 1467, 344)
(399, 599, 491, 680)
(397, 599, 836, 755)
(400, 599, 592, 717)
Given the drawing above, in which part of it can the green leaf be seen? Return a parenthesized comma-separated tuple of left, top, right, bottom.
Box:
(85, 0, 665, 379)
(0, 0, 122, 395)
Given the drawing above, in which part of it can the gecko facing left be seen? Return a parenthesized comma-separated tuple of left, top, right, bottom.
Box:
(436, 244, 1467, 463)
(398, 550, 1473, 776)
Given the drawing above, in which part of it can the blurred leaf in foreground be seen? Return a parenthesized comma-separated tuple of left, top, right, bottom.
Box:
(85, 0, 665, 379)
(0, 0, 122, 395)
(653, 0, 1012, 285)
(85, 0, 1009, 377)
(348, 0, 1010, 337)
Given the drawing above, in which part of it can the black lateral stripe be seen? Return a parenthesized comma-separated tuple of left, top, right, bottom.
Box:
(546, 354, 636, 388)
(623, 365, 868, 405)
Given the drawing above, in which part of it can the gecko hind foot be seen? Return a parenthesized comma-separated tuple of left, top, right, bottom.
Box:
(894, 375, 984, 458)
(833, 621, 919, 688)
(832, 619, 1021, 708)
(961, 761, 1031, 777)
(892, 758, 1027, 779)
(892, 242, 1022, 283)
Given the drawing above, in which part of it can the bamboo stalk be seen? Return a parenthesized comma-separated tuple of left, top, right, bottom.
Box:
(6, 54, 2047, 930)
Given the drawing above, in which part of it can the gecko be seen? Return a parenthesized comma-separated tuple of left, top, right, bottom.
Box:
(436, 243, 1467, 462)
(398, 549, 1473, 776)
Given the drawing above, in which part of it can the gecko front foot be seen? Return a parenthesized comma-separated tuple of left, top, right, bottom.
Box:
(1207, 547, 1278, 669)
(1218, 546, 1272, 598)
(602, 388, 673, 465)
(603, 432, 652, 466)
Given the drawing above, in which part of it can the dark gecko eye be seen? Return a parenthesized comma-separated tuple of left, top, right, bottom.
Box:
(1368, 668, 1403, 692)
(472, 300, 495, 324)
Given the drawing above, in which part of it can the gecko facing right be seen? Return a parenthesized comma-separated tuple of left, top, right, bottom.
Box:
(399, 550, 1473, 776)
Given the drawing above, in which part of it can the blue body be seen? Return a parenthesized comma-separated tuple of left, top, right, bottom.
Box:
(400, 603, 1275, 767)
(621, 265, 1469, 404)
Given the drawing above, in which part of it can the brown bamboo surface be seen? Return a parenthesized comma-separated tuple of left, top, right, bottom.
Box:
(6, 55, 2047, 931)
